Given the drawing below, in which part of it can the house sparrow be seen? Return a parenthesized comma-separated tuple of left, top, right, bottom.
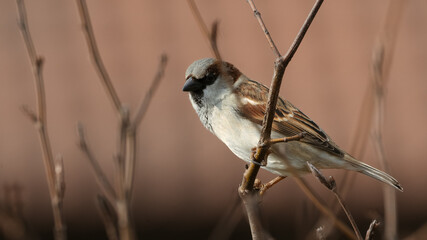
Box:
(183, 58, 402, 191)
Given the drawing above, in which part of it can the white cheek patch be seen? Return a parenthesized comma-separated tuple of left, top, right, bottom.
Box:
(203, 78, 231, 105)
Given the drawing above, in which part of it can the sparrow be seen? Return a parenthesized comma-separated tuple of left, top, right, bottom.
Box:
(183, 58, 402, 191)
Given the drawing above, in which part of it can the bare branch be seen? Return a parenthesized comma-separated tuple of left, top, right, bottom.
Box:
(365, 219, 380, 240)
(16, 0, 67, 239)
(307, 163, 363, 240)
(238, 189, 268, 240)
(96, 195, 119, 240)
(186, 0, 222, 60)
(55, 155, 66, 200)
(131, 54, 168, 130)
(292, 177, 357, 240)
(241, 0, 324, 191)
(308, 1, 406, 238)
(77, 123, 117, 201)
(21, 105, 38, 123)
(371, 1, 406, 239)
(246, 0, 281, 58)
(76, 0, 122, 114)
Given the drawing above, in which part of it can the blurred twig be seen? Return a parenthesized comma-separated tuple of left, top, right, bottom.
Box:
(76, 1, 167, 239)
(16, 0, 67, 239)
(292, 177, 357, 240)
(76, 0, 121, 113)
(308, 1, 406, 239)
(96, 195, 119, 240)
(208, 194, 243, 240)
(307, 163, 363, 240)
(371, 1, 406, 239)
(187, 0, 222, 61)
(77, 124, 117, 202)
(365, 219, 380, 240)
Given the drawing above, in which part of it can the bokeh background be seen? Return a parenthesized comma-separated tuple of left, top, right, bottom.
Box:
(1, 0, 426, 239)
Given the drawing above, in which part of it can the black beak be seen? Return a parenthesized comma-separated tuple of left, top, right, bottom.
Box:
(182, 77, 204, 92)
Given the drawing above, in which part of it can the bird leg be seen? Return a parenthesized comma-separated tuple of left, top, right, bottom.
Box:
(258, 176, 287, 196)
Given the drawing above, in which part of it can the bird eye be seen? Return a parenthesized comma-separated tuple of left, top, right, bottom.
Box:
(203, 72, 217, 85)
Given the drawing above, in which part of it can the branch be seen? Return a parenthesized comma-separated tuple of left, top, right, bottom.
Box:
(240, 0, 324, 191)
(308, 1, 406, 238)
(96, 195, 119, 240)
(238, 190, 270, 240)
(131, 54, 168, 130)
(77, 123, 117, 201)
(187, 0, 222, 61)
(307, 162, 363, 240)
(16, 0, 67, 239)
(76, 0, 122, 114)
(365, 219, 380, 240)
(370, 1, 406, 240)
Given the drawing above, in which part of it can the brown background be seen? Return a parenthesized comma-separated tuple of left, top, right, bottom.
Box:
(1, 0, 426, 239)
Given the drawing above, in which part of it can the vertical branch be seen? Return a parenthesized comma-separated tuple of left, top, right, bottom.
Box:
(241, 0, 324, 191)
(16, 0, 67, 239)
(76, 2, 168, 239)
(125, 55, 168, 196)
(371, 1, 406, 240)
(308, 1, 405, 238)
(237, 1, 324, 238)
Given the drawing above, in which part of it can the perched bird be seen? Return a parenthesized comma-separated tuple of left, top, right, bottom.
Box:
(183, 58, 402, 191)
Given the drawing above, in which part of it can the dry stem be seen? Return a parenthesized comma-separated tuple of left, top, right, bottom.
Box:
(187, 0, 222, 60)
(76, 2, 167, 239)
(16, 0, 66, 239)
(240, 0, 324, 192)
(371, 1, 406, 239)
(237, 1, 324, 238)
(77, 124, 117, 201)
(76, 0, 122, 113)
(307, 1, 405, 238)
(365, 219, 380, 240)
(307, 162, 363, 240)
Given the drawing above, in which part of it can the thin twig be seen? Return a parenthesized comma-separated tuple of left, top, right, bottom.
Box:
(16, 0, 67, 239)
(131, 54, 168, 130)
(208, 194, 243, 240)
(77, 123, 117, 201)
(308, 1, 405, 237)
(371, 1, 406, 240)
(307, 163, 363, 240)
(246, 0, 281, 58)
(123, 54, 168, 204)
(76, 0, 122, 114)
(186, 0, 222, 60)
(96, 195, 119, 240)
(293, 177, 357, 240)
(365, 219, 380, 240)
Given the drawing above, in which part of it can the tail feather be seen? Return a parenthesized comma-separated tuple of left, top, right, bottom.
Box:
(344, 154, 403, 192)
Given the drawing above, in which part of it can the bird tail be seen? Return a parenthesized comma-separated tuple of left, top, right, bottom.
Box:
(344, 154, 403, 192)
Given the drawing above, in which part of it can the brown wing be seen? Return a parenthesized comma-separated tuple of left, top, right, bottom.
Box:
(234, 79, 344, 157)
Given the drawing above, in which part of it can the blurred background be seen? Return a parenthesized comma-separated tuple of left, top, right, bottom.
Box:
(1, 0, 426, 239)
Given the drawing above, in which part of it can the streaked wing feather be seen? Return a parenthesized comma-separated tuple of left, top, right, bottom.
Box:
(235, 80, 344, 157)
